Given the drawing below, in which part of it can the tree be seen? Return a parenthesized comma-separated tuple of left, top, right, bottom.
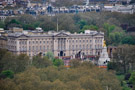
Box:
(9, 19, 20, 24)
(0, 49, 7, 61)
(78, 20, 87, 29)
(80, 25, 98, 32)
(0, 79, 18, 90)
(32, 55, 52, 68)
(79, 76, 103, 90)
(122, 35, 135, 45)
(69, 59, 81, 68)
(5, 19, 22, 29)
(103, 23, 115, 37)
(57, 14, 78, 33)
(73, 14, 81, 24)
(0, 21, 5, 28)
(113, 45, 135, 74)
(0, 49, 8, 72)
(0, 52, 17, 72)
(0, 59, 122, 90)
(0, 52, 30, 73)
(129, 72, 135, 89)
(15, 54, 30, 72)
(109, 32, 124, 45)
(22, 24, 35, 30)
(46, 51, 54, 61)
(0, 70, 14, 79)
(53, 58, 64, 67)
(17, 14, 36, 25)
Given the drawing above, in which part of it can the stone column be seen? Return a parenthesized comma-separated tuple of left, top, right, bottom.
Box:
(16, 39, 20, 55)
(53, 38, 58, 57)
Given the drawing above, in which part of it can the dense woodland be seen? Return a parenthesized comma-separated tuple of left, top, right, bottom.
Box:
(0, 49, 122, 90)
(108, 45, 135, 90)
(0, 45, 135, 90)
(0, 12, 135, 46)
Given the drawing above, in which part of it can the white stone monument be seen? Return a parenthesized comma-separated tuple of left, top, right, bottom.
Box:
(98, 40, 110, 66)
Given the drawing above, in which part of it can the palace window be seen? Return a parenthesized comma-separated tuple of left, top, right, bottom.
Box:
(76, 45, 78, 49)
(40, 46, 42, 50)
(36, 46, 38, 51)
(83, 45, 85, 49)
(29, 46, 31, 51)
(33, 46, 34, 50)
(90, 45, 92, 49)
(43, 46, 45, 50)
(72, 40, 74, 43)
(80, 45, 81, 48)
(72, 45, 74, 49)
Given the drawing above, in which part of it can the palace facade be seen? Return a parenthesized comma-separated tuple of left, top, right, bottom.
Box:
(0, 28, 104, 58)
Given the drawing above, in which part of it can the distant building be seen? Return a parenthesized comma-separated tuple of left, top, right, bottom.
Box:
(108, 0, 131, 4)
(111, 4, 134, 14)
(103, 4, 135, 14)
(0, 0, 16, 7)
(0, 28, 104, 59)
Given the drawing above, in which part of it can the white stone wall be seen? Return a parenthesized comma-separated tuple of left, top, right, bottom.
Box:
(6, 31, 104, 57)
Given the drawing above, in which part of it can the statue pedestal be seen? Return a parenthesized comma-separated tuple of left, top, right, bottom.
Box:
(98, 46, 110, 66)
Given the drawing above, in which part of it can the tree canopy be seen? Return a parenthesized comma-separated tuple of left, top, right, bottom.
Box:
(1, 12, 135, 46)
(0, 61, 121, 90)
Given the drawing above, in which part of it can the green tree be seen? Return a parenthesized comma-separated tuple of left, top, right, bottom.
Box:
(0, 52, 30, 73)
(0, 79, 18, 90)
(0, 52, 17, 72)
(46, 51, 54, 61)
(79, 76, 103, 90)
(122, 36, 135, 45)
(69, 59, 81, 68)
(113, 45, 135, 74)
(15, 54, 30, 72)
(23, 24, 35, 30)
(78, 20, 87, 29)
(0, 70, 14, 79)
(0, 49, 7, 61)
(32, 55, 52, 68)
(109, 32, 124, 45)
(0, 21, 5, 28)
(80, 25, 98, 32)
(9, 19, 20, 24)
(129, 72, 135, 89)
(103, 23, 115, 36)
(53, 58, 64, 67)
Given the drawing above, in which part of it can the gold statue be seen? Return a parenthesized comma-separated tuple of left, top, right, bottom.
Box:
(103, 40, 106, 47)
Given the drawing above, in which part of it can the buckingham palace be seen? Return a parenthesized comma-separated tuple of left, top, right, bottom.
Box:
(0, 27, 104, 58)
